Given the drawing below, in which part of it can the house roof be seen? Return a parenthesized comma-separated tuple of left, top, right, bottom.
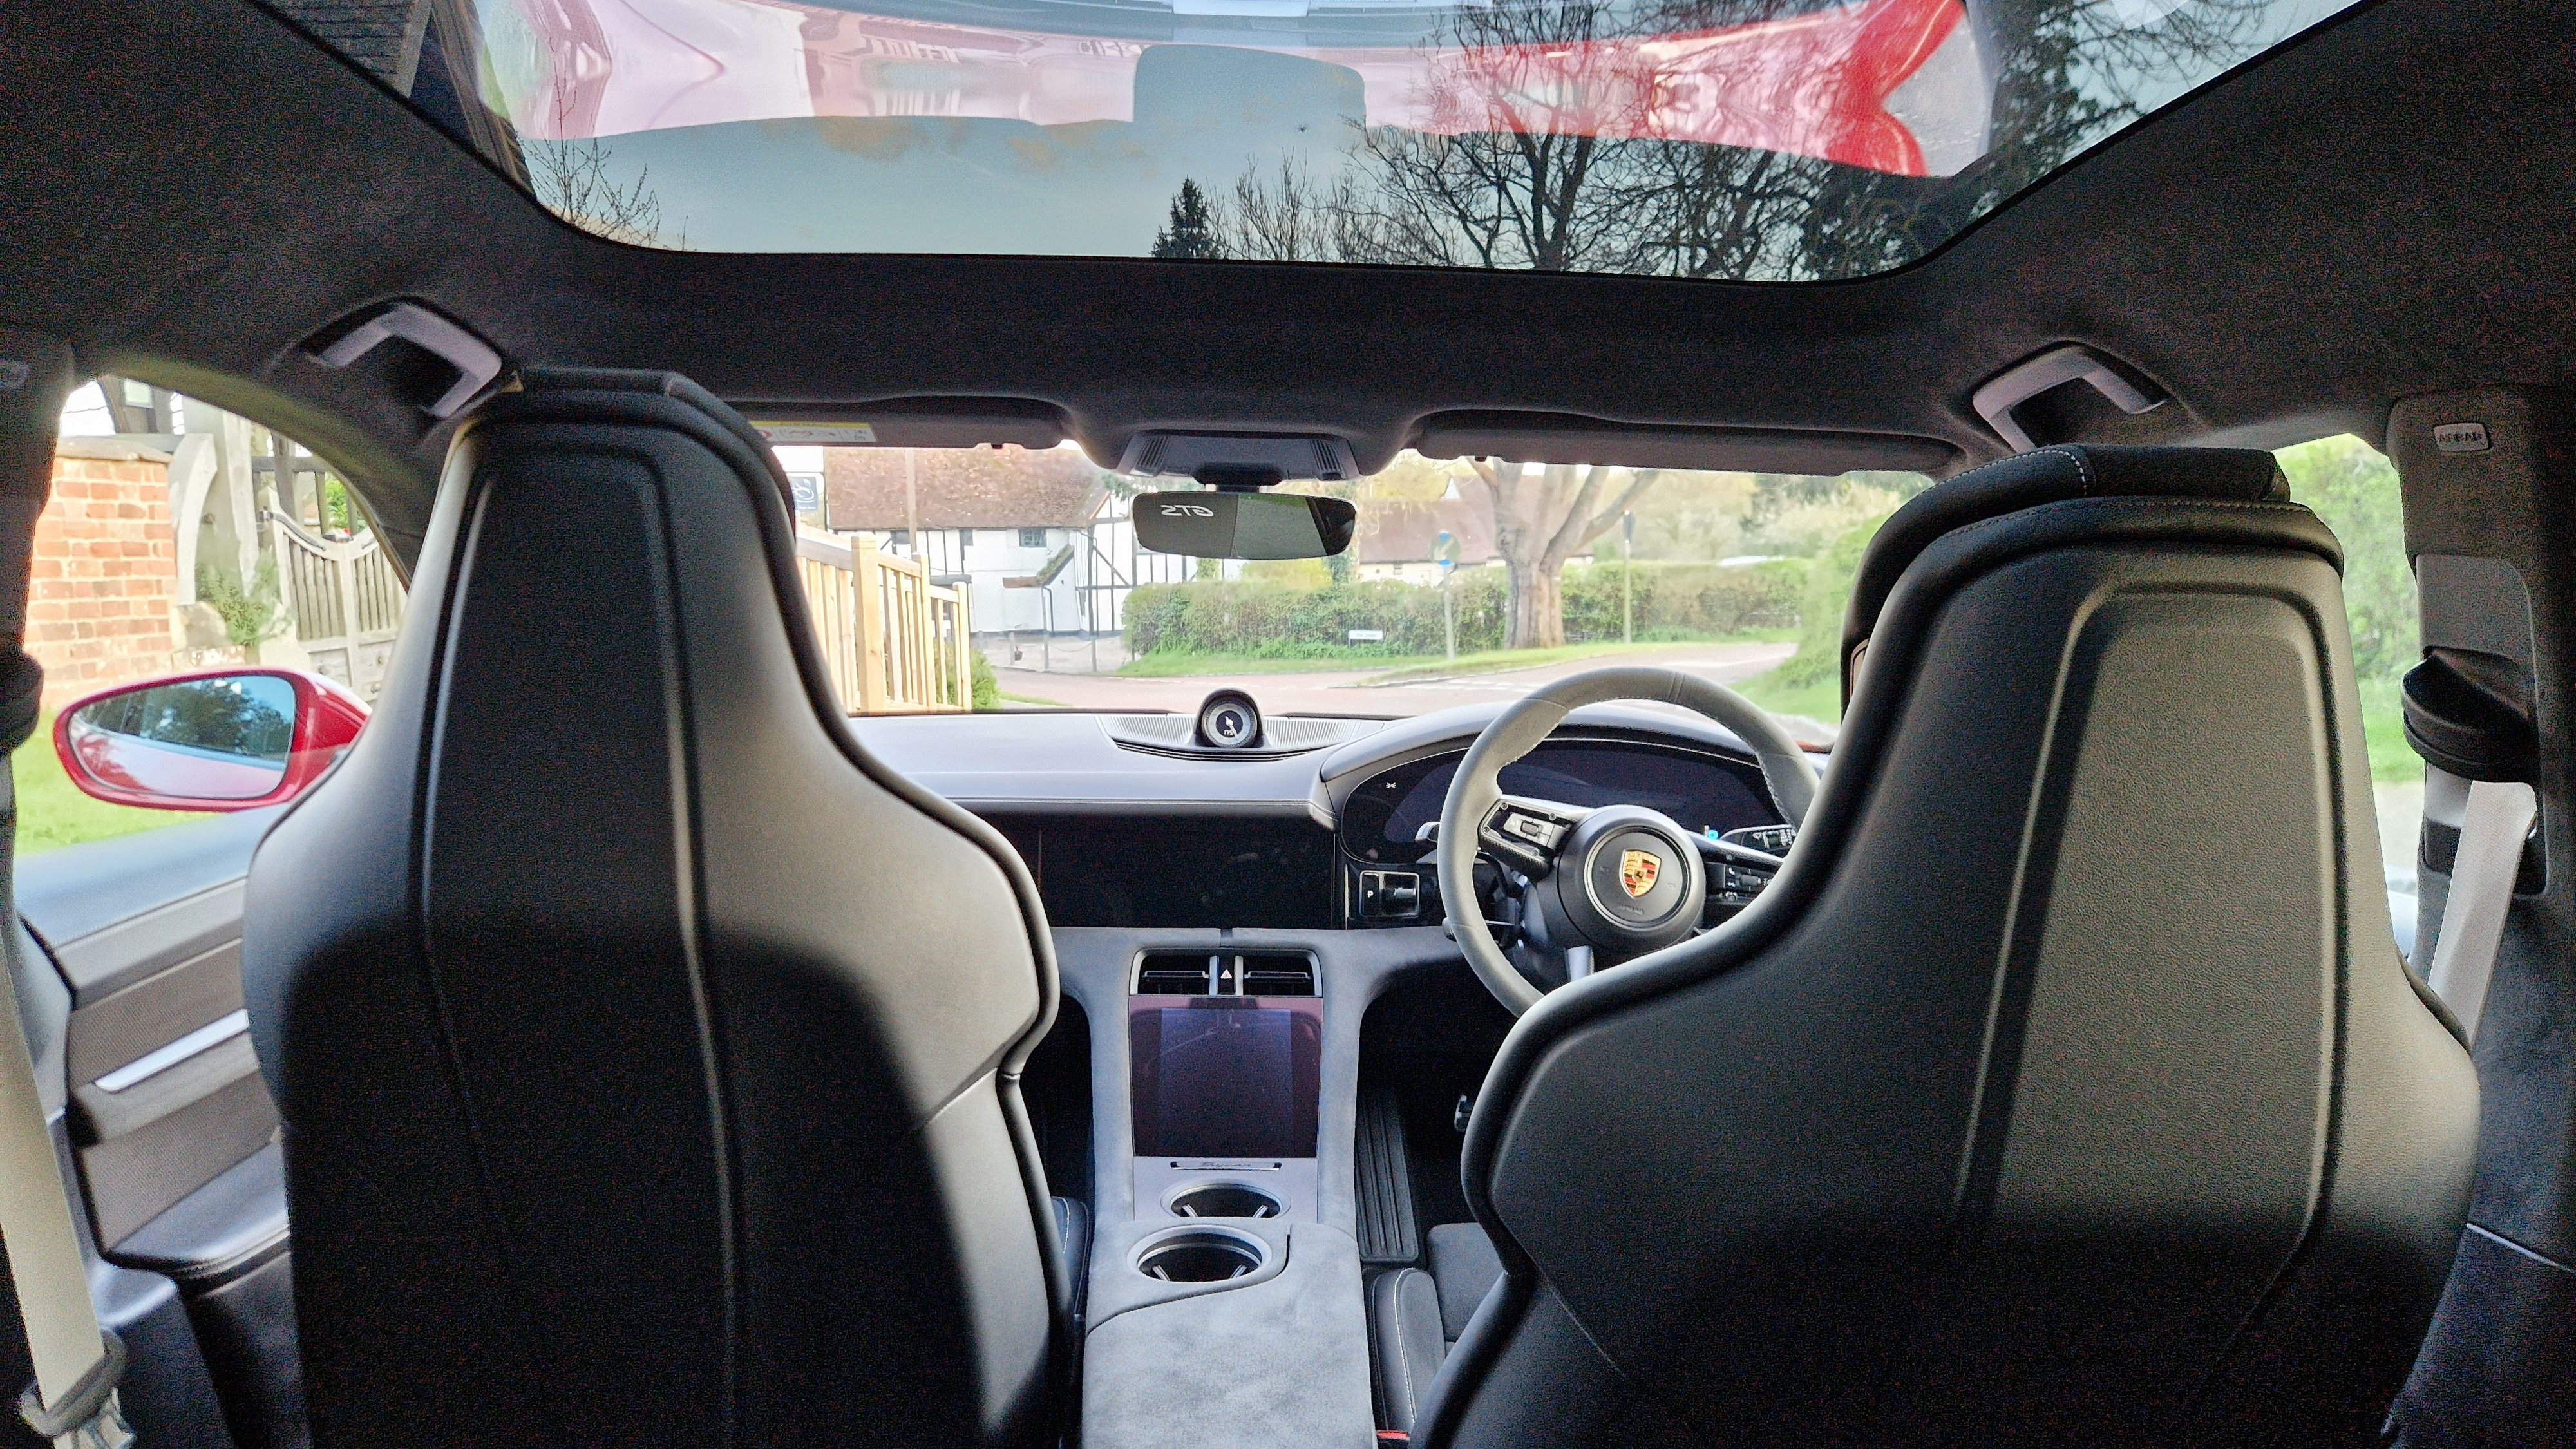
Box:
(55, 438, 173, 464)
(825, 448, 1109, 531)
(1356, 498, 1496, 566)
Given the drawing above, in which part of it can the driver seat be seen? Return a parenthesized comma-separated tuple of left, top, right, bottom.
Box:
(1399, 446, 2479, 1448)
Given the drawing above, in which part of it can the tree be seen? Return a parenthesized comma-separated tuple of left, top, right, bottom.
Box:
(1151, 179, 1225, 260)
(1203, 0, 2298, 281)
(527, 137, 674, 247)
(2280, 435, 2416, 679)
(1470, 461, 1663, 647)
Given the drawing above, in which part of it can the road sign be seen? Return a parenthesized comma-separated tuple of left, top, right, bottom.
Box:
(1348, 629, 1386, 642)
(1434, 529, 1458, 573)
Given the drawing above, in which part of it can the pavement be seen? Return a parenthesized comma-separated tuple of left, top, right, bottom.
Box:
(991, 640, 1800, 719)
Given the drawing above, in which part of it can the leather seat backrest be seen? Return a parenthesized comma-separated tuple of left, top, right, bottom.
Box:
(1423, 446, 2479, 1449)
(242, 371, 1065, 1448)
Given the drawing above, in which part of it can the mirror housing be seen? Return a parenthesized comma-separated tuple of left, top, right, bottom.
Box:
(1133, 491, 1357, 560)
(53, 668, 369, 812)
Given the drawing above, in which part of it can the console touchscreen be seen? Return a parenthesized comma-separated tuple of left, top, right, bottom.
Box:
(1130, 1001, 1323, 1159)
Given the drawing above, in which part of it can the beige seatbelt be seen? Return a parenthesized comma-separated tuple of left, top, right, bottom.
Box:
(0, 940, 127, 1448)
(2424, 779, 2540, 1045)
(0, 651, 128, 1443)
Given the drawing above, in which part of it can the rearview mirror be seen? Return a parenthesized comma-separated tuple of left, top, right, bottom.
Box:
(55, 669, 369, 812)
(1133, 492, 1357, 560)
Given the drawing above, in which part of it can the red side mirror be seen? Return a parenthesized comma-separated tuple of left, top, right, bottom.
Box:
(52, 668, 369, 812)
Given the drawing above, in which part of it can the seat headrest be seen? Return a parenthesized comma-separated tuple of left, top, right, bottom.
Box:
(485, 365, 799, 518)
(1841, 445, 2290, 698)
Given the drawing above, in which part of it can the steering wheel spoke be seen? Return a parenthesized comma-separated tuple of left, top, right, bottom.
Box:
(1477, 795, 1595, 875)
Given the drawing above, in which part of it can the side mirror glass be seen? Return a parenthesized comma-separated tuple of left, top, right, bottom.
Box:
(1133, 492, 1358, 560)
(55, 669, 368, 811)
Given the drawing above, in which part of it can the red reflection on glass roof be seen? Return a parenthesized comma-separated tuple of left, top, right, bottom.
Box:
(505, 0, 1967, 176)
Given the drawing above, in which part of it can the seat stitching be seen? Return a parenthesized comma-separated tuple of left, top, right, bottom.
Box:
(1935, 495, 2316, 551)
(1391, 1269, 1421, 1422)
(2037, 444, 2092, 492)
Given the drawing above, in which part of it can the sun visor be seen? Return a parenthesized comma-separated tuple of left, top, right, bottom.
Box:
(739, 397, 1070, 450)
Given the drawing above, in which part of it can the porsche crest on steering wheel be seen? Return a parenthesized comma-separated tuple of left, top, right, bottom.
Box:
(1620, 848, 1662, 898)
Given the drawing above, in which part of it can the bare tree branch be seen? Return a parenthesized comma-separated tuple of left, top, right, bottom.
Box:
(1580, 469, 1663, 546)
(1539, 463, 1616, 567)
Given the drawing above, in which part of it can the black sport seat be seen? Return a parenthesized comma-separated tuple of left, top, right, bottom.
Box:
(1405, 446, 2480, 1448)
(242, 372, 1072, 1446)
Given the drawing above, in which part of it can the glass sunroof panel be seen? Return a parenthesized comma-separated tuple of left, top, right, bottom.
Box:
(296, 0, 2361, 277)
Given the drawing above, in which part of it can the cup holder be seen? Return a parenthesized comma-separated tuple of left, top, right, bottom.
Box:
(1133, 1227, 1268, 1283)
(1166, 1182, 1284, 1220)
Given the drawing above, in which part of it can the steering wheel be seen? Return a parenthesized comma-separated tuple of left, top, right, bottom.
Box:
(1435, 666, 1821, 1015)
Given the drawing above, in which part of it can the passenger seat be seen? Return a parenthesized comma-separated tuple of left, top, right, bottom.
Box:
(1372, 1222, 1501, 1433)
(243, 370, 1077, 1448)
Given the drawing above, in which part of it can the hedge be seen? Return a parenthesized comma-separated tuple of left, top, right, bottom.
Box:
(1124, 559, 1808, 658)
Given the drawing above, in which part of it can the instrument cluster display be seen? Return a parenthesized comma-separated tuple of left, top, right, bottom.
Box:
(1341, 739, 1781, 865)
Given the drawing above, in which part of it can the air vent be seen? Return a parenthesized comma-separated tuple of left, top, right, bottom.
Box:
(1132, 951, 1318, 997)
(1136, 952, 1220, 995)
(1237, 953, 1316, 997)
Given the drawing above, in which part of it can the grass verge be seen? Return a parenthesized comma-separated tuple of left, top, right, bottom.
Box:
(14, 713, 214, 855)
(2356, 676, 2414, 782)
(1727, 664, 1842, 728)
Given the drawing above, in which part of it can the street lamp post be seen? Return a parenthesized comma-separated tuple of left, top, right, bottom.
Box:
(1622, 511, 1636, 645)
(1436, 530, 1457, 661)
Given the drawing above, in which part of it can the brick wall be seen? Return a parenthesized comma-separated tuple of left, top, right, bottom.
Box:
(28, 442, 188, 709)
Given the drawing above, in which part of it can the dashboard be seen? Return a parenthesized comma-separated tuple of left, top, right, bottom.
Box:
(990, 817, 1338, 929)
(854, 702, 1794, 934)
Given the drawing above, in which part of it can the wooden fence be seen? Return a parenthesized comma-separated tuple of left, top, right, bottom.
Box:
(797, 531, 974, 713)
(266, 511, 406, 700)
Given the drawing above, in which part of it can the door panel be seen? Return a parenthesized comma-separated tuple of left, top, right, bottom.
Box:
(79, 1067, 277, 1248)
(46, 877, 279, 1253)
(18, 810, 301, 1448)
(66, 938, 243, 1088)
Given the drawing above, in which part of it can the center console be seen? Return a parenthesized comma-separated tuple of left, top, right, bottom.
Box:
(1129, 989, 1323, 1227)
(1052, 927, 1458, 1449)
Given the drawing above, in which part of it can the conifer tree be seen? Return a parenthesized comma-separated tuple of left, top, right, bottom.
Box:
(1150, 178, 1223, 259)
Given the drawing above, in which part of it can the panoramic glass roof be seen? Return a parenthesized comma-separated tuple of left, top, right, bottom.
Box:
(323, 0, 2358, 278)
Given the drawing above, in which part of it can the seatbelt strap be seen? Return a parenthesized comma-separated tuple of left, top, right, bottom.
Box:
(2425, 779, 2539, 1045)
(0, 942, 128, 1448)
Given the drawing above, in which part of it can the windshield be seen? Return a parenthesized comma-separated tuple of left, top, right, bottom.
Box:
(782, 438, 2420, 761)
(780, 441, 1925, 735)
(297, 0, 2356, 279)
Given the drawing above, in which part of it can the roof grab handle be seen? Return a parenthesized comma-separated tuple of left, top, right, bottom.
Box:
(307, 302, 503, 420)
(1971, 345, 2164, 453)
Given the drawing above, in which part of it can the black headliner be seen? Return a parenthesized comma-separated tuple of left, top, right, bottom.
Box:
(3, 0, 2572, 564)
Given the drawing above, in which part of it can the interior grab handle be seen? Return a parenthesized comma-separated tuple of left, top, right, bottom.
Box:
(1971, 345, 2164, 453)
(310, 301, 503, 419)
